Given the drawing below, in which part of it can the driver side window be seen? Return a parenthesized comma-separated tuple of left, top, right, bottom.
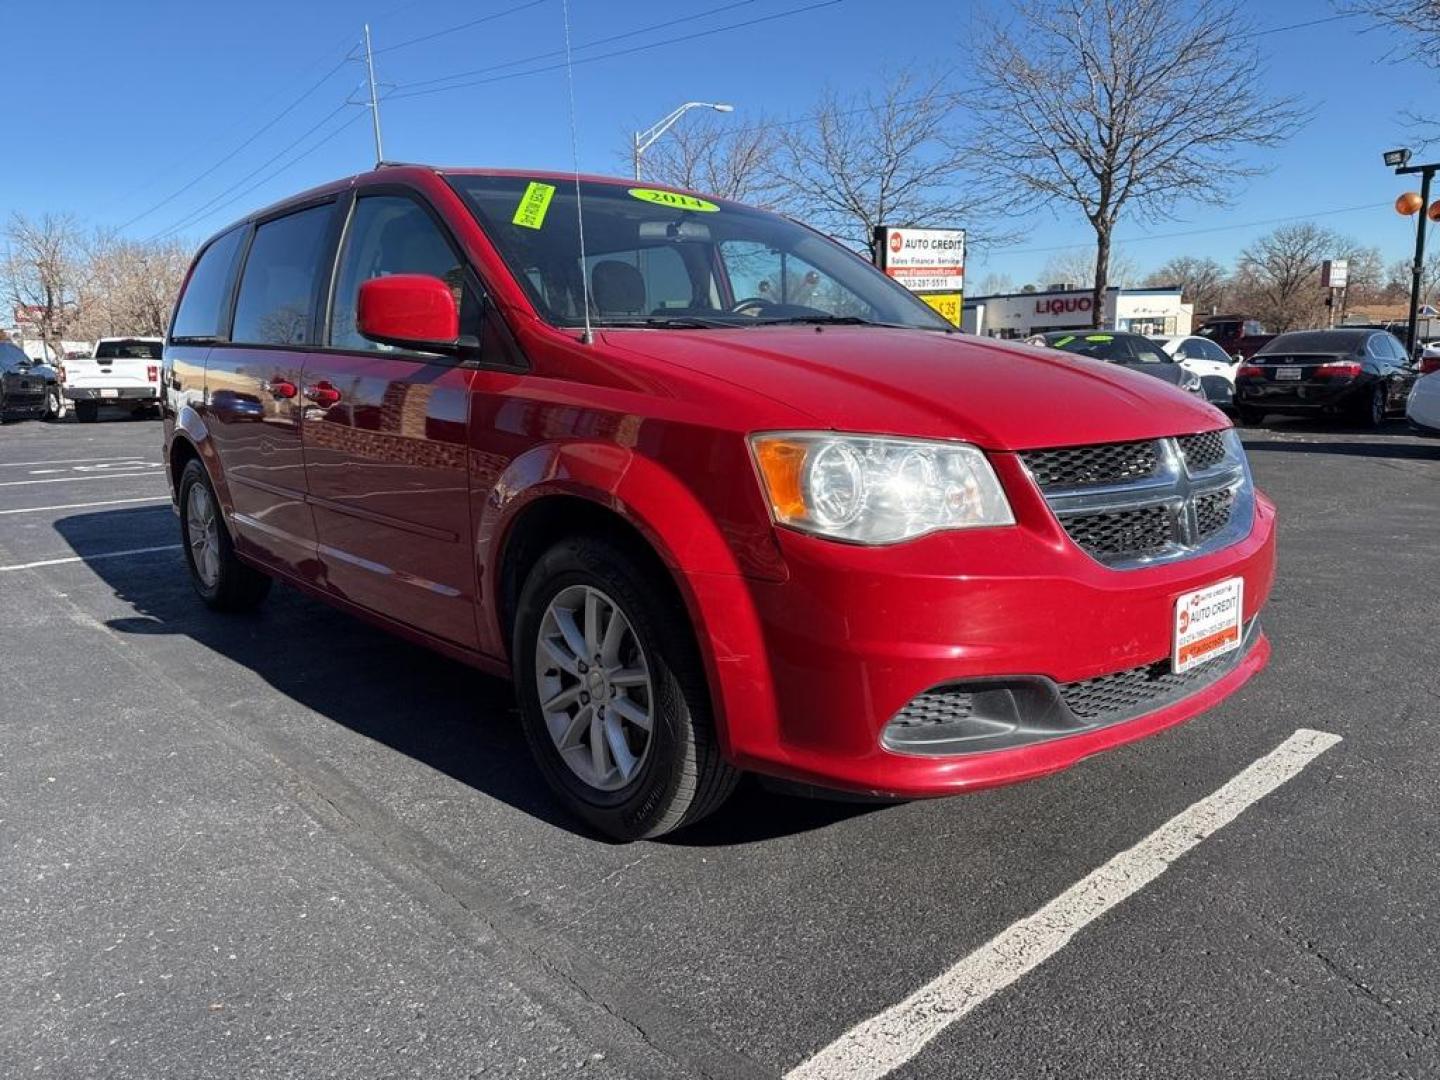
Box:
(329, 194, 476, 353)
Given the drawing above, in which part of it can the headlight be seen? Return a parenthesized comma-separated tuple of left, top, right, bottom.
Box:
(749, 432, 1015, 544)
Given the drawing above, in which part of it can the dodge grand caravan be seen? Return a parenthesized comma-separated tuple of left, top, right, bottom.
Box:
(162, 166, 1276, 840)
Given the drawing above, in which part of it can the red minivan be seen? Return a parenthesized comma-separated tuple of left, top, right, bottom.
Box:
(162, 166, 1276, 839)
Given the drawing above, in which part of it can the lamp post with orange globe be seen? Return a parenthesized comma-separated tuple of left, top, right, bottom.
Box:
(1385, 148, 1439, 356)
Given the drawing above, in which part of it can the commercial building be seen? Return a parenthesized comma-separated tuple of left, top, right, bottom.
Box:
(963, 285, 1193, 339)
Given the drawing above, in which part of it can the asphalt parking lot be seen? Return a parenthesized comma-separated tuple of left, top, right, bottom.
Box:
(2, 409, 1438, 1079)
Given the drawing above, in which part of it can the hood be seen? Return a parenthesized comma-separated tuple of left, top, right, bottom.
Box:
(602, 326, 1224, 451)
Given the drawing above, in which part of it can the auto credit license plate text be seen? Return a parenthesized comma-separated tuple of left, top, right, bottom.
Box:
(1275, 366, 1302, 380)
(1173, 577, 1244, 674)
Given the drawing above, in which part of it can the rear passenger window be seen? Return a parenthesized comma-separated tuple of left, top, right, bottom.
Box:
(171, 227, 245, 342)
(231, 205, 334, 346)
(328, 195, 474, 352)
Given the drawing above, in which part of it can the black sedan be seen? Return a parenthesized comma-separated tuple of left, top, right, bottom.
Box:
(1028, 331, 1206, 396)
(1232, 329, 1417, 427)
(0, 342, 49, 422)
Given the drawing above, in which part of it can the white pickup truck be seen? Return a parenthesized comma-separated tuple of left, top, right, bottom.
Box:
(63, 337, 164, 422)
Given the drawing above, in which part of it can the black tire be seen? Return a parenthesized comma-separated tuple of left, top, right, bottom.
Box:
(75, 401, 99, 423)
(1355, 383, 1386, 428)
(513, 537, 739, 840)
(1234, 404, 1265, 426)
(177, 458, 271, 612)
(44, 386, 67, 421)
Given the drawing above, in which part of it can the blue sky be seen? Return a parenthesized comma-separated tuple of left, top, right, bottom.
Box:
(4, 0, 1433, 286)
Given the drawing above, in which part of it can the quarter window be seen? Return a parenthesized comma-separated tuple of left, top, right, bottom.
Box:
(329, 195, 474, 352)
(231, 204, 334, 346)
(171, 227, 245, 342)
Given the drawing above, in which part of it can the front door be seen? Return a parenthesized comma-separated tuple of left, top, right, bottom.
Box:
(302, 191, 482, 648)
(205, 202, 338, 580)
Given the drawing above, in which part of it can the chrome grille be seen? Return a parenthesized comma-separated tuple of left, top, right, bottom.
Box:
(1177, 431, 1227, 473)
(1194, 488, 1236, 538)
(1024, 429, 1254, 569)
(1061, 505, 1174, 557)
(1020, 440, 1158, 488)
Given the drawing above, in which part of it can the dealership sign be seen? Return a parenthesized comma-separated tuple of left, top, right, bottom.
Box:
(874, 226, 965, 326)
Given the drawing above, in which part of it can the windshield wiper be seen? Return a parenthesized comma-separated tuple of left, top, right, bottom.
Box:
(588, 316, 734, 329)
(752, 314, 880, 326)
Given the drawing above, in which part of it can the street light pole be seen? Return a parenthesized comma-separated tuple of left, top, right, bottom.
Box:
(1401, 164, 1435, 356)
(632, 101, 734, 181)
(1387, 150, 1438, 356)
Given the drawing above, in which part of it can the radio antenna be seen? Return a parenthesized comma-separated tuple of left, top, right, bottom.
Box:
(560, 0, 593, 344)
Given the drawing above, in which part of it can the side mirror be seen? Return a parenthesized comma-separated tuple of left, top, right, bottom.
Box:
(357, 274, 460, 353)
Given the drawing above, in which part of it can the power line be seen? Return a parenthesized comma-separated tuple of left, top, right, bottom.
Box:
(372, 0, 548, 55)
(113, 53, 356, 233)
(152, 111, 368, 242)
(150, 101, 353, 240)
(389, 0, 843, 101)
(1002, 202, 1395, 256)
(392, 0, 763, 93)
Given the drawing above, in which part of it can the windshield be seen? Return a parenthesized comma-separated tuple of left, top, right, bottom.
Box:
(1047, 333, 1171, 363)
(448, 176, 953, 331)
(95, 339, 162, 360)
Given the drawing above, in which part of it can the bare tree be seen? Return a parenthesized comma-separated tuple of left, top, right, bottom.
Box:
(1387, 251, 1440, 306)
(773, 72, 997, 256)
(973, 271, 1016, 296)
(1143, 255, 1229, 316)
(969, 0, 1304, 327)
(1039, 247, 1138, 289)
(75, 232, 191, 339)
(1341, 1, 1440, 66)
(633, 113, 782, 205)
(2, 213, 85, 358)
(1231, 222, 1338, 332)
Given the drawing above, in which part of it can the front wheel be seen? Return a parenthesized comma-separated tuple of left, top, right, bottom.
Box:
(178, 458, 271, 612)
(513, 537, 738, 840)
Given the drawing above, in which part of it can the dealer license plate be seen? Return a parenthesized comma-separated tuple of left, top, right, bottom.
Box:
(1173, 577, 1244, 674)
(100, 388, 118, 398)
(1275, 366, 1302, 380)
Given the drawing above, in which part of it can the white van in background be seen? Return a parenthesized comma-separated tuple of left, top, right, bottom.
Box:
(63, 337, 164, 422)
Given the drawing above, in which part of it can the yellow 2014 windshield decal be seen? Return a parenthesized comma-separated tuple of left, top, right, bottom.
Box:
(627, 187, 719, 212)
(512, 181, 556, 229)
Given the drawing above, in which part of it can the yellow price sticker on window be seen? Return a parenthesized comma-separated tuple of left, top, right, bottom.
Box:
(627, 187, 719, 212)
(512, 181, 556, 229)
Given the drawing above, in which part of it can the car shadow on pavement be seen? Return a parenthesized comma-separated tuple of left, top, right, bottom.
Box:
(53, 507, 873, 845)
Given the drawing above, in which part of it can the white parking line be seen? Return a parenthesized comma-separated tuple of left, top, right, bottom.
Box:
(786, 728, 1344, 1080)
(0, 455, 158, 469)
(0, 472, 164, 488)
(0, 544, 181, 573)
(0, 496, 170, 516)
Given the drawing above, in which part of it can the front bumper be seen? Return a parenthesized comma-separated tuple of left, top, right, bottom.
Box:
(65, 386, 160, 402)
(691, 454, 1277, 798)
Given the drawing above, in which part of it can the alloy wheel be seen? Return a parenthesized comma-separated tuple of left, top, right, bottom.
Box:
(185, 483, 221, 589)
(535, 584, 655, 792)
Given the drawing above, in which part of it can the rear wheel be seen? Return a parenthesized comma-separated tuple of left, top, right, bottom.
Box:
(178, 458, 271, 612)
(1356, 383, 1386, 428)
(75, 401, 99, 423)
(44, 386, 67, 421)
(513, 537, 738, 840)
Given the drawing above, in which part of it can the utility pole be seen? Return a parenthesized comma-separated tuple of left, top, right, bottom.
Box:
(363, 23, 385, 166)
